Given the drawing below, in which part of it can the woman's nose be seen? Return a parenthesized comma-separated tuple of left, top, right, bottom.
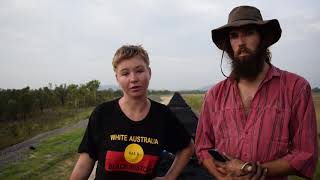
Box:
(129, 73, 138, 82)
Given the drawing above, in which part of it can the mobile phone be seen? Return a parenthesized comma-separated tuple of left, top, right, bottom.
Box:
(208, 149, 229, 162)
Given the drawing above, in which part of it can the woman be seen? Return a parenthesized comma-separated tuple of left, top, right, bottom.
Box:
(70, 45, 194, 180)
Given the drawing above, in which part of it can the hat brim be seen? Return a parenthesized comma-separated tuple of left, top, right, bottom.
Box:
(211, 19, 281, 50)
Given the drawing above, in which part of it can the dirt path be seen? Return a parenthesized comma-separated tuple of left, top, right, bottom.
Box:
(0, 96, 172, 177)
(159, 95, 172, 105)
(0, 119, 89, 170)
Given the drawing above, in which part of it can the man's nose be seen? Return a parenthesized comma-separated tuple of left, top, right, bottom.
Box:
(238, 34, 246, 46)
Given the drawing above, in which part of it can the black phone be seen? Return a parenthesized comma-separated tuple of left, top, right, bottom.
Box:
(208, 149, 229, 162)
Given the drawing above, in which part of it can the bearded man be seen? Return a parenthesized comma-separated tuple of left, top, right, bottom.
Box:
(195, 5, 318, 180)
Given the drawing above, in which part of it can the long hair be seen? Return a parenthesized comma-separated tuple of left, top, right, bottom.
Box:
(223, 28, 272, 64)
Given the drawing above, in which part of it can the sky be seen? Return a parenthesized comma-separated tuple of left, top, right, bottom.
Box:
(0, 0, 319, 90)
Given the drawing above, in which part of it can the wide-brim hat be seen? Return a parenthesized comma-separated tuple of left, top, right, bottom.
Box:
(211, 6, 282, 50)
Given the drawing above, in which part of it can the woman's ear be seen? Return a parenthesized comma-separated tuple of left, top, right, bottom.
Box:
(115, 73, 119, 82)
(148, 67, 152, 77)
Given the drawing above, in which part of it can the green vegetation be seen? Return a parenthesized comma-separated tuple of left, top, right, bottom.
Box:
(310, 92, 320, 180)
(0, 107, 93, 150)
(0, 80, 124, 150)
(1, 92, 319, 179)
(312, 92, 320, 132)
(312, 87, 320, 93)
(0, 128, 84, 180)
(148, 94, 162, 102)
(182, 94, 204, 114)
(0, 80, 123, 122)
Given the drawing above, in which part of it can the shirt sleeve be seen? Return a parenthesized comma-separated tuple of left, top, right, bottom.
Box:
(78, 107, 100, 161)
(282, 82, 318, 179)
(164, 109, 191, 154)
(195, 92, 216, 163)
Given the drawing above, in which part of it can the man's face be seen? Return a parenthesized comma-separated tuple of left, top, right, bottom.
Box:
(227, 26, 267, 80)
(229, 27, 261, 61)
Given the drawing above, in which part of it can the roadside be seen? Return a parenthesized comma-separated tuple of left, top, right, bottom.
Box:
(0, 119, 88, 170)
(159, 95, 172, 105)
(0, 95, 172, 178)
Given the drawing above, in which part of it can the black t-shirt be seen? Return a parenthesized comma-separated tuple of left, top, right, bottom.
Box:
(78, 98, 191, 180)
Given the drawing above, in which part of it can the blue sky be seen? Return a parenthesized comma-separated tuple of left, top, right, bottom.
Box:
(1, 0, 319, 90)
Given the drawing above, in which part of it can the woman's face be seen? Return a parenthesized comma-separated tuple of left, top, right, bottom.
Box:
(115, 56, 151, 99)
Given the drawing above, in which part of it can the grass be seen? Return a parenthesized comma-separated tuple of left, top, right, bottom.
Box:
(313, 92, 320, 134)
(148, 94, 162, 102)
(182, 94, 205, 114)
(314, 92, 320, 180)
(0, 107, 93, 150)
(0, 128, 84, 180)
(1, 93, 319, 179)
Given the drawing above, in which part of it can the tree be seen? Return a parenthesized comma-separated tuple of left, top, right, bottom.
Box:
(19, 87, 34, 120)
(86, 80, 100, 105)
(54, 84, 68, 106)
(79, 84, 89, 107)
(67, 84, 79, 108)
(312, 87, 320, 93)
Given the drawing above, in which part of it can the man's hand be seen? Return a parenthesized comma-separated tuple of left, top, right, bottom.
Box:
(152, 176, 174, 180)
(215, 158, 247, 176)
(233, 162, 268, 180)
(214, 155, 267, 180)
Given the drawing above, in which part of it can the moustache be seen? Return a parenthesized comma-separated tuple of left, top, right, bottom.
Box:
(236, 47, 252, 56)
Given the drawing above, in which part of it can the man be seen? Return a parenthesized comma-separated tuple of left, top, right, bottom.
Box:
(195, 5, 318, 180)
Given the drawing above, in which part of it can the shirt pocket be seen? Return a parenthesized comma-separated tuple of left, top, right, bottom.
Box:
(259, 107, 290, 161)
(211, 109, 242, 151)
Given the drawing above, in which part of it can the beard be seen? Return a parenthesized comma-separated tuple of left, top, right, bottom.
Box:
(228, 45, 268, 81)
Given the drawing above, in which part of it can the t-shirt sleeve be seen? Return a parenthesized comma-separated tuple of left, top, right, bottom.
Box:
(78, 107, 100, 160)
(164, 110, 191, 154)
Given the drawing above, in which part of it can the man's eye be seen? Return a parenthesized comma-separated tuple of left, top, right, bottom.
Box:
(121, 72, 129, 76)
(246, 30, 255, 36)
(229, 33, 238, 39)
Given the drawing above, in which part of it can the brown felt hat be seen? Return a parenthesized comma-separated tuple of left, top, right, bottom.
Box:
(211, 5, 282, 50)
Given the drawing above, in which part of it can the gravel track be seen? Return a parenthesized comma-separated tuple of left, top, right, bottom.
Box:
(0, 119, 89, 170)
(0, 96, 171, 171)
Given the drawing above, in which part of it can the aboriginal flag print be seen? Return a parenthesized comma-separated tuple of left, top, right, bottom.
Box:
(105, 149, 159, 175)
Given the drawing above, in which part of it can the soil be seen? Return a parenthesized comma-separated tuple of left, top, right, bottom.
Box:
(0, 119, 88, 170)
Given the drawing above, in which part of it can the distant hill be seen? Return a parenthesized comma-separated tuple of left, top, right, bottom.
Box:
(98, 84, 119, 91)
(199, 84, 214, 91)
(97, 84, 216, 92)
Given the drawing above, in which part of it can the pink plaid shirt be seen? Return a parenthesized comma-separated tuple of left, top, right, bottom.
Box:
(195, 65, 318, 179)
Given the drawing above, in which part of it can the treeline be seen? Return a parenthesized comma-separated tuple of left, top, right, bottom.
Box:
(0, 80, 122, 122)
(313, 87, 320, 93)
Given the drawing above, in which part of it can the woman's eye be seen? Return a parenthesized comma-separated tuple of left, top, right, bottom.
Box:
(136, 69, 144, 73)
(121, 72, 129, 76)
